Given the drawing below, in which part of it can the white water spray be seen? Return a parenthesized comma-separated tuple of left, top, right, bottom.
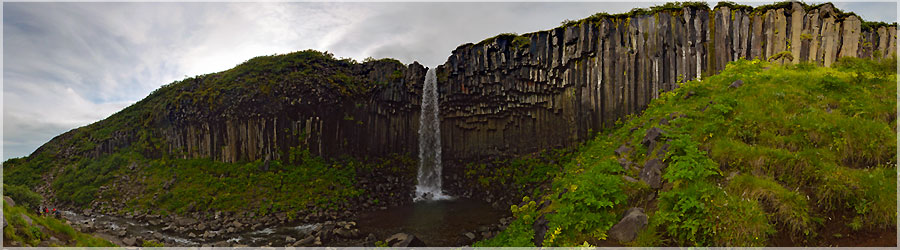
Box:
(415, 68, 450, 201)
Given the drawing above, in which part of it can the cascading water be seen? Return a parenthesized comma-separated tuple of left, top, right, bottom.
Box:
(415, 68, 450, 201)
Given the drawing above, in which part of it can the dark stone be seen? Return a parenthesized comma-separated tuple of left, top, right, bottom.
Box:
(641, 127, 664, 148)
(614, 145, 632, 156)
(729, 79, 744, 88)
(640, 159, 664, 189)
(295, 235, 315, 246)
(532, 214, 549, 247)
(608, 207, 649, 243)
(464, 232, 476, 240)
(386, 233, 426, 247)
(618, 158, 633, 171)
(123, 237, 137, 246)
(659, 118, 669, 126)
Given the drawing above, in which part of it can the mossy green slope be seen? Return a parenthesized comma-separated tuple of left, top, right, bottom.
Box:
(3, 197, 115, 247)
(477, 57, 897, 247)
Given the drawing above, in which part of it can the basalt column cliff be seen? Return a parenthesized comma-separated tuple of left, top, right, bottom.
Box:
(436, 3, 896, 163)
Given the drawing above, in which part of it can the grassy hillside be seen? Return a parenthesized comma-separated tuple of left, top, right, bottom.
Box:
(476, 57, 897, 247)
(3, 50, 412, 215)
(3, 191, 115, 247)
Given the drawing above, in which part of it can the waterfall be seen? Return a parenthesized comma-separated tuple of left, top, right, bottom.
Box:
(415, 68, 449, 201)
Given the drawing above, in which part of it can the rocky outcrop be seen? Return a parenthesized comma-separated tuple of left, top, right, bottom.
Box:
(435, 3, 895, 164)
(25, 2, 897, 192)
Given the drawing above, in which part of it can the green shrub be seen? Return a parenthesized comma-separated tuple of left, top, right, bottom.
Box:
(3, 184, 42, 210)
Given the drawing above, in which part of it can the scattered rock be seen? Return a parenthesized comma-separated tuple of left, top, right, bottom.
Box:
(335, 228, 361, 239)
(286, 236, 296, 243)
(532, 214, 549, 247)
(295, 235, 315, 246)
(641, 127, 664, 147)
(386, 233, 426, 247)
(464, 232, 476, 241)
(640, 159, 664, 189)
(609, 207, 649, 243)
(116, 229, 127, 237)
(123, 237, 137, 246)
(614, 145, 632, 156)
(729, 79, 744, 88)
(175, 217, 198, 227)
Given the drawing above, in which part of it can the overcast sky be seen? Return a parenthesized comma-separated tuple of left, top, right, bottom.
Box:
(2, 1, 896, 160)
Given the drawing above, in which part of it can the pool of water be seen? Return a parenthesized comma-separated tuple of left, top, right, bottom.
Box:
(356, 197, 508, 246)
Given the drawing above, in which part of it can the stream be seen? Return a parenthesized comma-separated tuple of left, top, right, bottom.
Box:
(61, 197, 506, 247)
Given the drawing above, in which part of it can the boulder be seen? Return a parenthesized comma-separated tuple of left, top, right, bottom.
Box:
(286, 236, 296, 243)
(532, 214, 549, 247)
(640, 159, 664, 189)
(464, 232, 476, 241)
(385, 233, 426, 247)
(294, 235, 315, 246)
(335, 228, 361, 239)
(3, 196, 14, 207)
(729, 79, 744, 88)
(175, 217, 198, 227)
(608, 208, 649, 243)
(641, 127, 664, 147)
(614, 145, 632, 156)
(123, 237, 137, 246)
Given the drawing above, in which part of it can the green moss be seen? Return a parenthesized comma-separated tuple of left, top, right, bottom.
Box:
(715, 1, 753, 12)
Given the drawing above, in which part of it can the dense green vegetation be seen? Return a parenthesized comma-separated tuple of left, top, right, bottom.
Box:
(3, 201, 115, 247)
(20, 134, 415, 217)
(2, 49, 409, 213)
(476, 57, 896, 246)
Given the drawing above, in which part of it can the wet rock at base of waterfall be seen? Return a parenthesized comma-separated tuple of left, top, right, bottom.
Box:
(532, 214, 549, 247)
(640, 159, 664, 189)
(294, 235, 316, 247)
(729, 79, 744, 88)
(122, 237, 137, 246)
(464, 232, 476, 241)
(226, 227, 236, 234)
(286, 236, 296, 243)
(614, 145, 632, 156)
(386, 233, 426, 247)
(336, 228, 361, 239)
(608, 207, 649, 243)
(195, 223, 207, 231)
(188, 232, 196, 238)
(642, 127, 664, 147)
(116, 229, 127, 237)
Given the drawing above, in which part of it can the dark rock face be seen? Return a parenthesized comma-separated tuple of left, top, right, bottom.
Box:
(608, 207, 649, 243)
(434, 3, 894, 167)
